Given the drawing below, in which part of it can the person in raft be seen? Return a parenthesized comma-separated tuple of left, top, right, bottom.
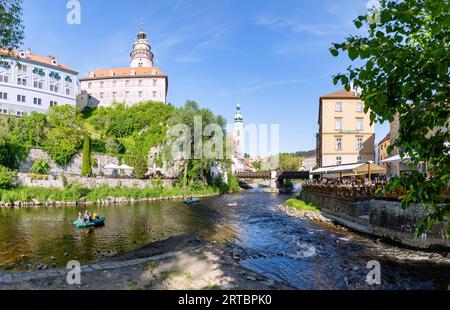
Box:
(93, 211, 98, 220)
(78, 212, 83, 222)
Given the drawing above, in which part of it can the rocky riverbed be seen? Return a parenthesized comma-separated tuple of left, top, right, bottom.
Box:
(0, 235, 292, 290)
(276, 204, 335, 225)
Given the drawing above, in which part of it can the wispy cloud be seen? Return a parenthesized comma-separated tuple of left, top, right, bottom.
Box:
(241, 79, 305, 93)
(255, 16, 344, 36)
(174, 55, 204, 63)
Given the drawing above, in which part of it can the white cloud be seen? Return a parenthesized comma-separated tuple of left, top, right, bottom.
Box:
(241, 79, 305, 93)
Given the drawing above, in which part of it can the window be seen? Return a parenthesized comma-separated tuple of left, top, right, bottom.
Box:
(88, 82, 92, 88)
(50, 85, 59, 92)
(33, 80, 43, 89)
(17, 78, 27, 86)
(356, 137, 363, 150)
(17, 64, 27, 72)
(336, 137, 342, 150)
(126, 80, 130, 87)
(0, 92, 7, 100)
(17, 95, 25, 102)
(113, 92, 117, 98)
(336, 102, 342, 112)
(33, 98, 42, 105)
(0, 74, 9, 83)
(336, 156, 342, 165)
(357, 156, 362, 163)
(139, 91, 143, 97)
(100, 81, 104, 88)
(50, 101, 57, 107)
(153, 79, 157, 86)
(66, 88, 70, 95)
(2, 109, 7, 114)
(100, 92, 104, 98)
(152, 91, 157, 98)
(138, 63, 143, 67)
(356, 101, 363, 112)
(356, 118, 363, 131)
(139, 80, 143, 86)
(17, 111, 22, 116)
(335, 118, 342, 130)
(113, 81, 117, 87)
(125, 91, 129, 98)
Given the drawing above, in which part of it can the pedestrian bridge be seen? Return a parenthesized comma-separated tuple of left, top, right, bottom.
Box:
(234, 170, 309, 191)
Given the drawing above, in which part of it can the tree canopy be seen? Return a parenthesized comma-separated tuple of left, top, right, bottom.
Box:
(0, 0, 24, 53)
(330, 0, 449, 235)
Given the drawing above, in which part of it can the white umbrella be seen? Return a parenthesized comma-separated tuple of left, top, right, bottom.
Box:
(118, 164, 134, 170)
(104, 163, 120, 169)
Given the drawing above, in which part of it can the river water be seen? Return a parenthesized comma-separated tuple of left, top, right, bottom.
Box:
(0, 189, 448, 289)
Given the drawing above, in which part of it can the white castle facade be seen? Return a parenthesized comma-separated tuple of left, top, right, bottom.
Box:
(0, 49, 78, 116)
(79, 27, 168, 108)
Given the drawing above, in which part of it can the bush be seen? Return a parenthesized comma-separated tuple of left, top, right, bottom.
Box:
(30, 158, 50, 175)
(81, 134, 93, 176)
(0, 165, 16, 189)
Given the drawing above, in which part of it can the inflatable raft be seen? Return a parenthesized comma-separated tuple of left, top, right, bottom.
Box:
(73, 216, 105, 228)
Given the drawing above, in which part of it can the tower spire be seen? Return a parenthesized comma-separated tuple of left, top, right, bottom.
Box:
(130, 25, 154, 68)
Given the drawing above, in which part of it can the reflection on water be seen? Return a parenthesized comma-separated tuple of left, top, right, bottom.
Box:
(0, 200, 214, 271)
(0, 190, 449, 289)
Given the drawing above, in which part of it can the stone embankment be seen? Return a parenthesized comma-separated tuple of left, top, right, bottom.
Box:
(276, 204, 334, 225)
(0, 193, 219, 209)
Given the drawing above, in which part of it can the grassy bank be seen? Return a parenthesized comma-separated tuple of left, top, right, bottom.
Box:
(0, 184, 224, 204)
(284, 198, 320, 213)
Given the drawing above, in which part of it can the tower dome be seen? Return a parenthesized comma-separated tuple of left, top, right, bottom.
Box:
(130, 25, 154, 68)
(234, 103, 243, 122)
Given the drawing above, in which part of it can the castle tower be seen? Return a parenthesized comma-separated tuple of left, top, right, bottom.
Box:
(233, 103, 244, 157)
(130, 25, 154, 68)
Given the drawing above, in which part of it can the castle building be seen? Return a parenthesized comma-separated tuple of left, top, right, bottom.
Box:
(0, 49, 78, 116)
(79, 27, 168, 108)
(316, 89, 375, 167)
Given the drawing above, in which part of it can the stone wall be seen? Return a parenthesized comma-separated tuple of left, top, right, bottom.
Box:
(370, 199, 448, 249)
(16, 173, 175, 189)
(300, 190, 370, 225)
(300, 189, 449, 249)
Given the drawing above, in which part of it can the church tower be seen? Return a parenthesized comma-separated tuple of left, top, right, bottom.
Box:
(130, 25, 154, 68)
(233, 103, 244, 157)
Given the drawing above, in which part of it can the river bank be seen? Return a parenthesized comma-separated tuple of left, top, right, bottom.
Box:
(0, 234, 292, 290)
(0, 185, 228, 208)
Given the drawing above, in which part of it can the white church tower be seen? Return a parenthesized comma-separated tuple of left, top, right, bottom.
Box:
(233, 103, 244, 157)
(130, 25, 154, 68)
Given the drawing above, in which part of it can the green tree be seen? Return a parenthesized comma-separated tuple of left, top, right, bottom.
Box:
(330, 0, 449, 235)
(0, 165, 15, 189)
(129, 153, 147, 179)
(81, 134, 92, 176)
(0, 0, 24, 53)
(44, 105, 83, 165)
(13, 112, 46, 147)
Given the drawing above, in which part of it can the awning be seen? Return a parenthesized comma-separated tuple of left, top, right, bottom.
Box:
(118, 164, 134, 170)
(379, 154, 410, 163)
(104, 163, 120, 169)
(311, 162, 386, 176)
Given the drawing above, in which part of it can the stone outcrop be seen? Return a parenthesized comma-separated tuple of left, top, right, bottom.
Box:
(276, 204, 334, 225)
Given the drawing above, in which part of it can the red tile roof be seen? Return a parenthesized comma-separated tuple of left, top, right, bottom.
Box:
(320, 89, 358, 99)
(0, 49, 78, 74)
(80, 67, 167, 80)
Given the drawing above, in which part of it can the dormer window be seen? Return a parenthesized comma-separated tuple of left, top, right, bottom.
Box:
(109, 70, 115, 76)
(151, 69, 157, 75)
(130, 70, 136, 76)
(51, 59, 58, 66)
(19, 51, 26, 58)
(89, 72, 95, 78)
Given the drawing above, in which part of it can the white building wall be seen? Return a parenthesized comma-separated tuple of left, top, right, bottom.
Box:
(80, 76, 166, 107)
(0, 58, 77, 116)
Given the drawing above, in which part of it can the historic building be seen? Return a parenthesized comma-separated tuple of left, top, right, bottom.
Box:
(79, 27, 168, 108)
(0, 48, 78, 116)
(302, 149, 317, 171)
(233, 103, 244, 157)
(316, 89, 375, 167)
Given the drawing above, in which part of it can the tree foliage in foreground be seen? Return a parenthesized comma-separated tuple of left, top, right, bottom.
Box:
(0, 0, 24, 53)
(330, 0, 449, 235)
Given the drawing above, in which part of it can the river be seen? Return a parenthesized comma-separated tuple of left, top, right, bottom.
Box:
(0, 188, 448, 289)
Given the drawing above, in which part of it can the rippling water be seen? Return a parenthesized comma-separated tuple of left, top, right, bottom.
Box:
(0, 189, 449, 289)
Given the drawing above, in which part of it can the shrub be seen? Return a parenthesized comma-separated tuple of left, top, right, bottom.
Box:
(0, 165, 16, 189)
(30, 158, 50, 175)
(81, 134, 93, 176)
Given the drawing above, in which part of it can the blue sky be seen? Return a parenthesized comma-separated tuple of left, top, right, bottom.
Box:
(21, 0, 389, 154)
